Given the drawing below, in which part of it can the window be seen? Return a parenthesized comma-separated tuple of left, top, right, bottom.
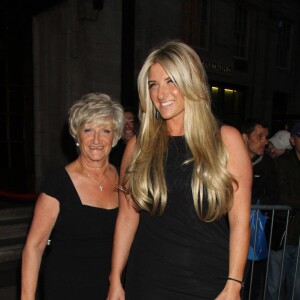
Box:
(234, 6, 248, 59)
(185, 0, 209, 49)
(275, 20, 291, 69)
(211, 85, 245, 128)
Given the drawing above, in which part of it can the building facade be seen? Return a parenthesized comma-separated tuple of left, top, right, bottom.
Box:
(132, 0, 300, 129)
(1, 0, 300, 192)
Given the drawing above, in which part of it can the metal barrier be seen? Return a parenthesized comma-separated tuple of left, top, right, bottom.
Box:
(245, 205, 300, 300)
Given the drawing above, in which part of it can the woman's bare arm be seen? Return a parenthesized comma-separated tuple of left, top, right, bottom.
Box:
(216, 125, 252, 300)
(107, 137, 140, 300)
(21, 193, 59, 300)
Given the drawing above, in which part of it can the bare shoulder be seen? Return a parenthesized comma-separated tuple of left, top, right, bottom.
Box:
(122, 136, 137, 164)
(220, 125, 242, 145)
(221, 125, 252, 179)
(120, 136, 137, 175)
(220, 124, 247, 155)
(124, 135, 137, 153)
(65, 160, 79, 176)
(109, 163, 118, 174)
(109, 163, 119, 183)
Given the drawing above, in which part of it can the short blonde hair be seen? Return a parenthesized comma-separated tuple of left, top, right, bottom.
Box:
(68, 93, 124, 147)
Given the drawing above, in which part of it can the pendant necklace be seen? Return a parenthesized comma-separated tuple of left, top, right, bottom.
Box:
(85, 166, 109, 191)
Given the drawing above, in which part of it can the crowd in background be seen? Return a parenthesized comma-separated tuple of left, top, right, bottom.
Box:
(239, 119, 300, 300)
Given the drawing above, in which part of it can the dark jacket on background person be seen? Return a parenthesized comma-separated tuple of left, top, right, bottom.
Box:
(252, 154, 279, 205)
(276, 149, 300, 245)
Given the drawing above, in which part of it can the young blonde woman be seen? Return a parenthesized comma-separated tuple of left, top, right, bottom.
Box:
(107, 41, 252, 300)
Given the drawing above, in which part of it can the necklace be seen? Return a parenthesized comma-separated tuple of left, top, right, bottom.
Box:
(85, 166, 109, 191)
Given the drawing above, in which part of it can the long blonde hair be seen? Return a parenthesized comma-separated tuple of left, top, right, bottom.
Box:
(124, 41, 236, 221)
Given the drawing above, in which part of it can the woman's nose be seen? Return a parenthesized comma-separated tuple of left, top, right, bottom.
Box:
(93, 131, 101, 143)
(158, 85, 167, 100)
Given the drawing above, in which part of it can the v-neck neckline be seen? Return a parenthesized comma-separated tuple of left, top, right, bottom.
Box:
(63, 168, 118, 211)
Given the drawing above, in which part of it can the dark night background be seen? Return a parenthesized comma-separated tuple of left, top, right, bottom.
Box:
(1, 1, 300, 299)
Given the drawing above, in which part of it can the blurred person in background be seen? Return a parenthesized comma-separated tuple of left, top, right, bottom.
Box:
(266, 122, 300, 300)
(267, 130, 292, 159)
(241, 119, 278, 205)
(240, 118, 279, 300)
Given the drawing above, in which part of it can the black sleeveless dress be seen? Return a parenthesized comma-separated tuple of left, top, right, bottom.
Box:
(125, 136, 230, 300)
(40, 168, 118, 300)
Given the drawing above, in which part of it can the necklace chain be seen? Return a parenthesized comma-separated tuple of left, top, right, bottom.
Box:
(85, 166, 109, 191)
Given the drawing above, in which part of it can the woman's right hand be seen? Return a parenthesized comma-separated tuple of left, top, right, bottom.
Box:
(106, 279, 125, 300)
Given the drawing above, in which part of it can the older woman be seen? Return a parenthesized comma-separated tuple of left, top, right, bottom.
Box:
(21, 93, 124, 300)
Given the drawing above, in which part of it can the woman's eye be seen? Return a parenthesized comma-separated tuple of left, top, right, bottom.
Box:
(167, 78, 174, 84)
(148, 82, 157, 89)
(83, 128, 91, 133)
(102, 129, 111, 134)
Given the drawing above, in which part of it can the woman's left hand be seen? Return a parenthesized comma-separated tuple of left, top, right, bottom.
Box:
(215, 281, 242, 300)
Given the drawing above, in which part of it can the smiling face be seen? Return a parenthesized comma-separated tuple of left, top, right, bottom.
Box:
(77, 121, 114, 166)
(148, 63, 185, 127)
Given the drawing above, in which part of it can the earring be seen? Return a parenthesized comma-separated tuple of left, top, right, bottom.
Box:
(155, 109, 161, 120)
(76, 142, 79, 147)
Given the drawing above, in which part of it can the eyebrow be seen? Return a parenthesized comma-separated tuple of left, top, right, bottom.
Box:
(148, 76, 171, 83)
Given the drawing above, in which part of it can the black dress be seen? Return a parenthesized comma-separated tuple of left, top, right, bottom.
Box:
(40, 168, 118, 300)
(125, 136, 230, 300)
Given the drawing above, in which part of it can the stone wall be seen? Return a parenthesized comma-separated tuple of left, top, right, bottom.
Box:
(33, 0, 122, 189)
